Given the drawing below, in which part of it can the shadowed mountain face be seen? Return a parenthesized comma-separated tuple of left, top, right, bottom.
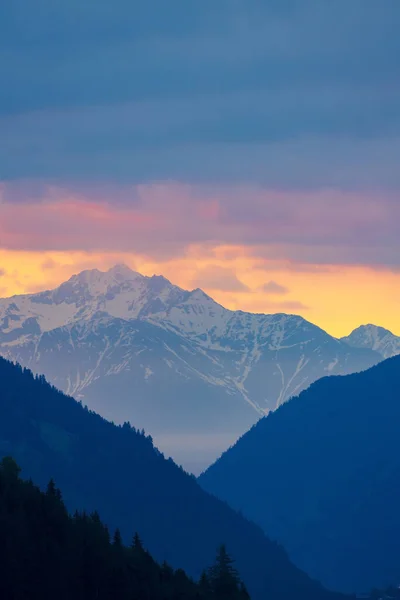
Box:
(199, 356, 400, 594)
(0, 264, 381, 472)
(341, 324, 400, 360)
(0, 357, 343, 600)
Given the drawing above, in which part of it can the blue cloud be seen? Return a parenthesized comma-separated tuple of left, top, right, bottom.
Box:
(1, 0, 399, 184)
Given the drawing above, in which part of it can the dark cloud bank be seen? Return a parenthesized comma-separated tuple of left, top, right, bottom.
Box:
(1, 0, 400, 187)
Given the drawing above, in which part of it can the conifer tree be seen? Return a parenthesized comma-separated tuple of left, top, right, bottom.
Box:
(0, 456, 21, 483)
(113, 527, 123, 547)
(160, 560, 174, 583)
(208, 544, 241, 600)
(239, 581, 251, 600)
(132, 531, 144, 551)
(199, 570, 212, 596)
(46, 477, 57, 496)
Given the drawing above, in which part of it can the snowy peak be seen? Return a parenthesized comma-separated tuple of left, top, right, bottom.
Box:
(0, 265, 217, 334)
(66, 264, 143, 293)
(0, 264, 235, 339)
(0, 264, 358, 353)
(0, 265, 385, 471)
(107, 263, 138, 279)
(0, 265, 389, 368)
(153, 287, 228, 338)
(341, 324, 400, 359)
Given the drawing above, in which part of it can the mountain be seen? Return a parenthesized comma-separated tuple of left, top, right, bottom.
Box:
(0, 357, 342, 600)
(0, 264, 381, 472)
(0, 457, 249, 600)
(341, 324, 400, 360)
(199, 356, 400, 593)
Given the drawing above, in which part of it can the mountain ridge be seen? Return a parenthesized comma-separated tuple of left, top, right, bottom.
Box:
(0, 264, 383, 471)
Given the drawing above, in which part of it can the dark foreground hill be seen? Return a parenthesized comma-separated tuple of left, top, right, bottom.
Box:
(200, 356, 400, 593)
(0, 357, 339, 600)
(0, 456, 249, 600)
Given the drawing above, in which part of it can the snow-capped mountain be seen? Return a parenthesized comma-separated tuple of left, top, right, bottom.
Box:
(0, 264, 382, 472)
(341, 324, 400, 360)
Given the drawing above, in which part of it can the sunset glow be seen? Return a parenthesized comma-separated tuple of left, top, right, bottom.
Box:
(1, 245, 399, 338)
(2, 1, 400, 339)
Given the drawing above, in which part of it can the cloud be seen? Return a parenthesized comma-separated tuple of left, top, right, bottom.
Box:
(277, 300, 309, 311)
(0, 1, 399, 185)
(252, 299, 310, 313)
(2, 103, 400, 187)
(0, 268, 5, 277)
(193, 266, 249, 292)
(41, 258, 58, 271)
(2, 1, 399, 113)
(1, 1, 400, 289)
(261, 280, 289, 294)
(1, 182, 399, 269)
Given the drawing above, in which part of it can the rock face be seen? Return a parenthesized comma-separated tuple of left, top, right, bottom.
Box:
(0, 264, 381, 471)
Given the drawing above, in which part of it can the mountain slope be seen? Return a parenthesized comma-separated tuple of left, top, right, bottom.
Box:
(0, 265, 381, 471)
(199, 356, 400, 593)
(341, 324, 400, 359)
(0, 357, 341, 600)
(0, 456, 237, 600)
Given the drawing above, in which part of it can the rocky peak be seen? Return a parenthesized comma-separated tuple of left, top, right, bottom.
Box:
(341, 324, 400, 359)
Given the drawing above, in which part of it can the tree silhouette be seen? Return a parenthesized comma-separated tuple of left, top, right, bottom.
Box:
(0, 356, 339, 600)
(0, 458, 252, 599)
(208, 544, 243, 599)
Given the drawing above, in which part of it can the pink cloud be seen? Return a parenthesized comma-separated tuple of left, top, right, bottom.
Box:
(192, 266, 249, 292)
(0, 181, 399, 268)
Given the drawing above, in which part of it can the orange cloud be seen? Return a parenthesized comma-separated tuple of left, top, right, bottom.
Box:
(192, 265, 249, 292)
(261, 281, 289, 294)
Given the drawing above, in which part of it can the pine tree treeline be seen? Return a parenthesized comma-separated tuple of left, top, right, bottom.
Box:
(0, 357, 341, 600)
(0, 456, 250, 600)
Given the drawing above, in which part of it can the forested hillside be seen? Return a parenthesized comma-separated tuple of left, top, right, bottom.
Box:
(200, 356, 400, 593)
(0, 455, 250, 599)
(0, 357, 340, 600)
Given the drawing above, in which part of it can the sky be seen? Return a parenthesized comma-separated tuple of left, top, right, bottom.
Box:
(1, 0, 400, 337)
